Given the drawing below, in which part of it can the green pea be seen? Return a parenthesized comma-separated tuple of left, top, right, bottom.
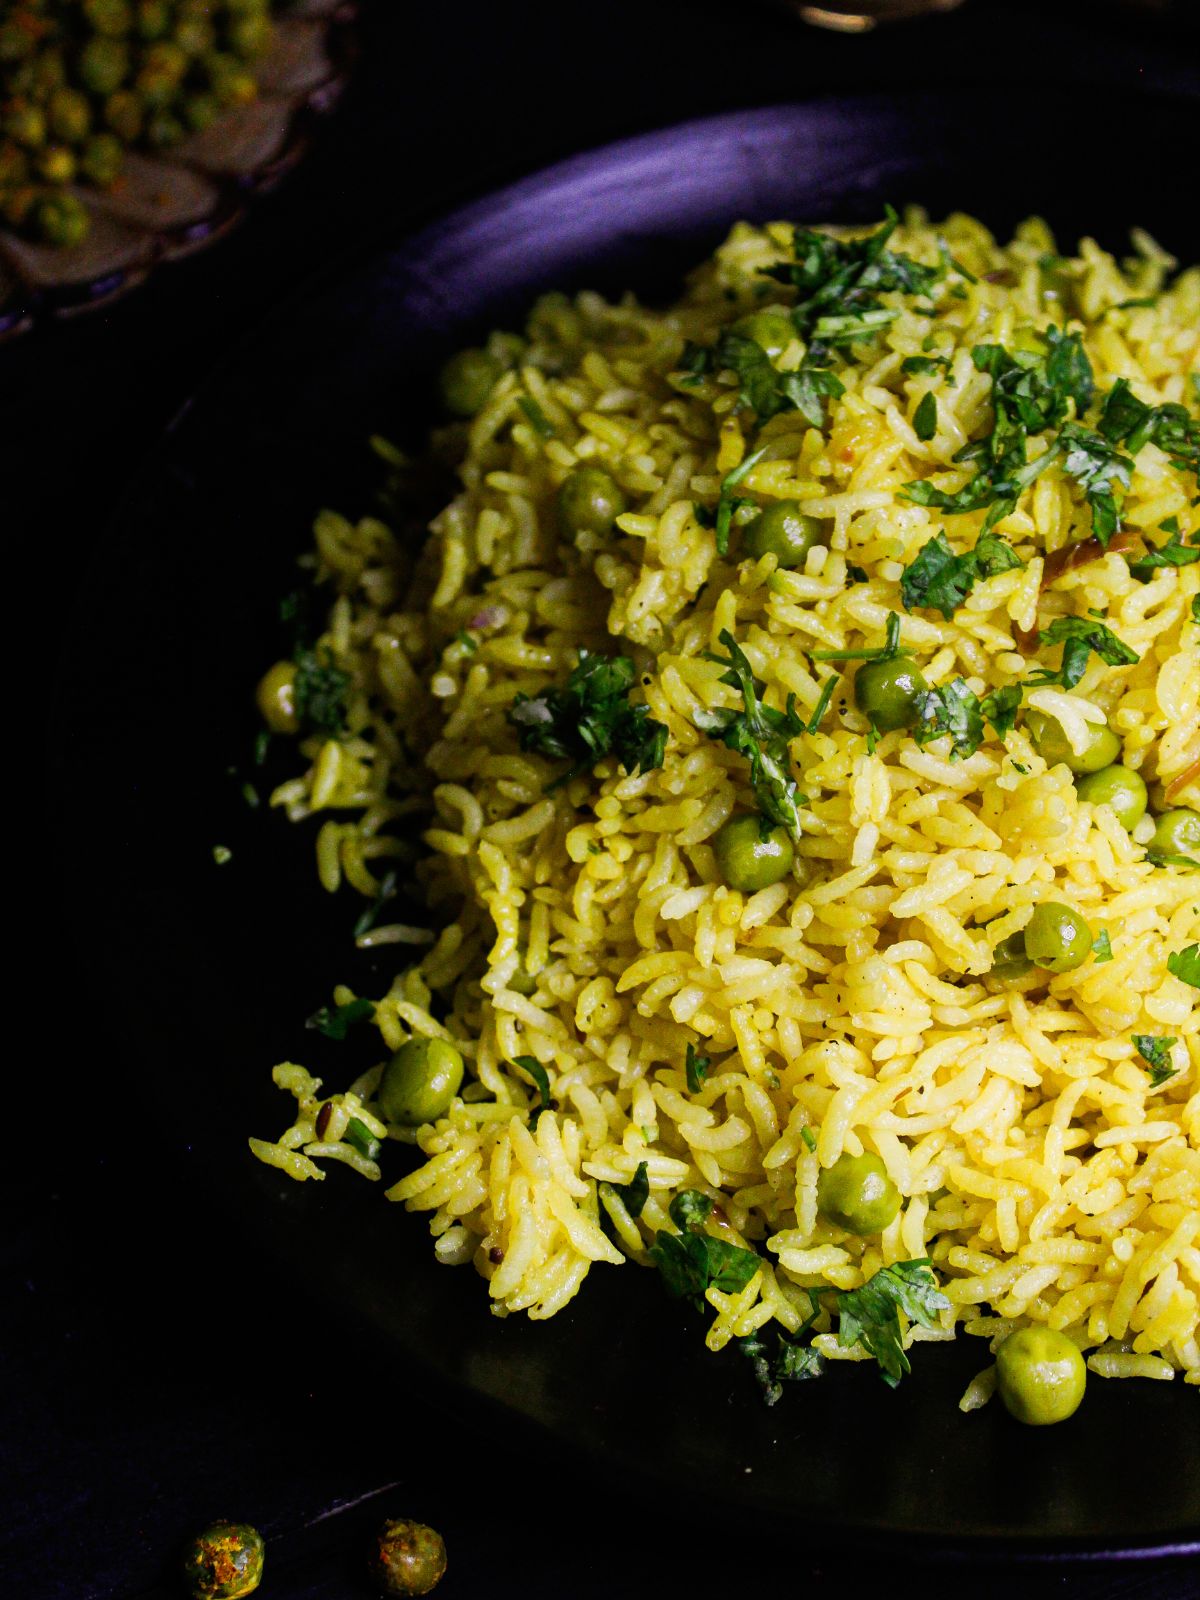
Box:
(48, 88, 92, 145)
(712, 814, 794, 892)
(741, 501, 825, 568)
(80, 131, 123, 186)
(1023, 902, 1092, 973)
(37, 144, 75, 185)
(816, 1151, 901, 1235)
(1075, 764, 1147, 831)
(104, 89, 143, 143)
(255, 660, 299, 735)
(36, 193, 89, 249)
(79, 36, 130, 96)
(1025, 709, 1120, 774)
(367, 1517, 447, 1598)
(989, 930, 1032, 981)
(1149, 808, 1200, 860)
(730, 309, 795, 360)
(557, 465, 626, 539)
(181, 1520, 265, 1600)
(378, 1037, 465, 1127)
(854, 655, 928, 732)
(995, 1327, 1086, 1426)
(438, 347, 503, 417)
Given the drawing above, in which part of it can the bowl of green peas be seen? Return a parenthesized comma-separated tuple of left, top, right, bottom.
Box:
(0, 0, 356, 331)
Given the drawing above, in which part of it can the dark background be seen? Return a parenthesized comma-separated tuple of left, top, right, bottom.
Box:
(8, 1, 1200, 1595)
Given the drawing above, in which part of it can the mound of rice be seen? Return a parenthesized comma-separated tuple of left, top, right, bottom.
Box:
(251, 208, 1199, 1397)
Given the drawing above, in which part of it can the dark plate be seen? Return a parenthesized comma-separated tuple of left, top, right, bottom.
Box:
(56, 93, 1200, 1560)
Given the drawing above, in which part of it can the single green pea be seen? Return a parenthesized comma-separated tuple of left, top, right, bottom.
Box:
(48, 88, 92, 145)
(1148, 808, 1200, 860)
(36, 192, 89, 249)
(1075, 764, 1147, 831)
(36, 143, 75, 185)
(816, 1150, 901, 1235)
(1025, 709, 1120, 774)
(81, 131, 124, 186)
(6, 101, 47, 150)
(104, 89, 143, 142)
(1023, 902, 1092, 973)
(367, 1517, 447, 1598)
(84, 0, 135, 39)
(995, 1326, 1087, 1426)
(729, 308, 795, 360)
(741, 501, 825, 568)
(712, 813, 794, 892)
(255, 660, 299, 735)
(438, 347, 503, 417)
(557, 465, 627, 539)
(181, 1521, 265, 1600)
(79, 36, 130, 96)
(136, 0, 172, 42)
(989, 930, 1032, 981)
(378, 1037, 465, 1127)
(854, 655, 928, 732)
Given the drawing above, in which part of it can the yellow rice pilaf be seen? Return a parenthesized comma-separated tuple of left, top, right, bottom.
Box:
(251, 208, 1200, 1399)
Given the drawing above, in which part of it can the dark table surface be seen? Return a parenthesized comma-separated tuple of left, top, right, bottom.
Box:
(8, 1, 1200, 1595)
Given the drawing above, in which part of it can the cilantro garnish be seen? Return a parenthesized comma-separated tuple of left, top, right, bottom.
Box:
(648, 1190, 760, 1309)
(305, 998, 375, 1040)
(762, 207, 943, 339)
(834, 1259, 950, 1388)
(509, 653, 667, 787)
(1167, 945, 1200, 989)
(343, 1117, 383, 1162)
(613, 1160, 649, 1219)
(513, 1054, 553, 1125)
(902, 354, 950, 377)
(1126, 529, 1200, 580)
(694, 631, 808, 836)
(912, 679, 1022, 760)
(807, 674, 839, 734)
(712, 330, 845, 430)
(899, 529, 1023, 618)
(1092, 930, 1113, 963)
(713, 446, 766, 556)
(1133, 1035, 1177, 1086)
(739, 1326, 824, 1405)
(913, 391, 938, 441)
(1030, 616, 1139, 690)
(353, 869, 399, 939)
(1098, 378, 1200, 474)
(1056, 423, 1134, 547)
(517, 396, 555, 437)
(685, 1043, 712, 1094)
(294, 649, 351, 736)
(812, 610, 905, 663)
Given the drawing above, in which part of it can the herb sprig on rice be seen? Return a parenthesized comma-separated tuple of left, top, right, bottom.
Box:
(250, 208, 1200, 1416)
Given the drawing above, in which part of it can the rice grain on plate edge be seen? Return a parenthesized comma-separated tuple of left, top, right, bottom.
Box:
(250, 208, 1200, 1404)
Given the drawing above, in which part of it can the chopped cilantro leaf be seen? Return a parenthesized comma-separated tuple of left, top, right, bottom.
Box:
(649, 1190, 760, 1309)
(812, 611, 903, 663)
(900, 529, 1023, 618)
(509, 652, 667, 786)
(1032, 616, 1139, 690)
(1167, 945, 1199, 988)
(902, 354, 950, 376)
(913, 678, 983, 760)
(800, 1125, 818, 1153)
(353, 869, 398, 939)
(1133, 1035, 1177, 1086)
(517, 396, 555, 437)
(714, 446, 766, 555)
(739, 1328, 824, 1405)
(1057, 423, 1133, 546)
(294, 649, 350, 736)
(807, 674, 839, 734)
(614, 1160, 649, 1219)
(1092, 930, 1113, 963)
(834, 1259, 950, 1387)
(513, 1054, 552, 1124)
(913, 391, 938, 441)
(306, 997, 375, 1040)
(1126, 530, 1200, 579)
(1098, 377, 1200, 474)
(344, 1117, 383, 1162)
(694, 631, 808, 837)
(685, 1043, 712, 1094)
